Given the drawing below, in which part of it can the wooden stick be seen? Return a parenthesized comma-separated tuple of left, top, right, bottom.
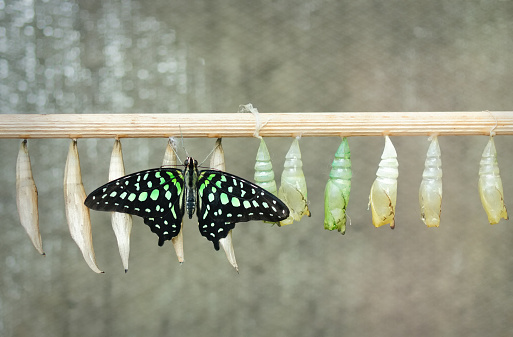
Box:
(1, 112, 512, 138)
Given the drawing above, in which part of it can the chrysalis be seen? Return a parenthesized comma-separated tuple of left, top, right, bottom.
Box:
(324, 137, 352, 234)
(278, 137, 310, 226)
(109, 139, 133, 272)
(419, 136, 442, 228)
(210, 138, 238, 272)
(16, 140, 44, 255)
(64, 140, 103, 273)
(369, 136, 398, 229)
(478, 137, 508, 224)
(254, 138, 278, 195)
(162, 138, 184, 263)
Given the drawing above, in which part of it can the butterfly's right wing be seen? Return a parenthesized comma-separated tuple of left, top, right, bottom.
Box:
(85, 168, 185, 244)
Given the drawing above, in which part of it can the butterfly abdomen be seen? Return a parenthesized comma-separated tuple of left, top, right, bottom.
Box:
(184, 157, 199, 219)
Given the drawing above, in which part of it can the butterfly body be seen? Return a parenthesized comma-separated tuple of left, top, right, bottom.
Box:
(85, 157, 289, 250)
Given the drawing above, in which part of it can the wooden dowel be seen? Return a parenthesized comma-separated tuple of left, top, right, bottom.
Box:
(0, 112, 512, 139)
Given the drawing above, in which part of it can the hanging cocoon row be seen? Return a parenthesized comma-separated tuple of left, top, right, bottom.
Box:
(14, 133, 511, 273)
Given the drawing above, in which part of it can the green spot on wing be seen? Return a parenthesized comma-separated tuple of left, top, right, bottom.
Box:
(199, 182, 206, 196)
(138, 192, 148, 202)
(220, 193, 229, 205)
(150, 189, 159, 201)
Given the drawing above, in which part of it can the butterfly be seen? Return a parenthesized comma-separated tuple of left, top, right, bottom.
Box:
(84, 157, 290, 250)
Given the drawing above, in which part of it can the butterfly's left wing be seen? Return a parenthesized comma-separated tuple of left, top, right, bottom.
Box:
(85, 168, 185, 245)
(197, 170, 289, 250)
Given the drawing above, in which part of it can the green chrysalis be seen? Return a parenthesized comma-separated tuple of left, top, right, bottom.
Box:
(324, 137, 352, 234)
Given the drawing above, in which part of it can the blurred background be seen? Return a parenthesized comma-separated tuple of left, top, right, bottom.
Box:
(1, 1, 513, 336)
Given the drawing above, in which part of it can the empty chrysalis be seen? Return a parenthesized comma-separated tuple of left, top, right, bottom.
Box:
(64, 140, 103, 273)
(210, 138, 239, 272)
(478, 137, 508, 224)
(419, 136, 442, 228)
(16, 140, 44, 255)
(254, 138, 278, 195)
(162, 137, 184, 264)
(109, 139, 133, 272)
(278, 137, 310, 226)
(324, 137, 352, 234)
(369, 136, 398, 229)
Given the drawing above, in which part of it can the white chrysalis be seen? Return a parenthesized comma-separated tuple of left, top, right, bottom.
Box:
(478, 137, 508, 224)
(369, 136, 398, 229)
(278, 137, 310, 226)
(419, 136, 442, 228)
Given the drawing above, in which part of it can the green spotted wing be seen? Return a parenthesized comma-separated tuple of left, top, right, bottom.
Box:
(197, 170, 289, 250)
(84, 168, 185, 246)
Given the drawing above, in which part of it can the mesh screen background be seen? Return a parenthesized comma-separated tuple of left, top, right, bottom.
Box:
(1, 1, 513, 336)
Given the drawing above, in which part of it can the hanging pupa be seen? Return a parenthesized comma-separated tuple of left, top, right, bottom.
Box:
(278, 137, 310, 226)
(254, 138, 278, 195)
(64, 140, 103, 273)
(419, 136, 442, 228)
(478, 137, 508, 224)
(369, 136, 398, 229)
(162, 137, 184, 264)
(210, 138, 238, 272)
(324, 137, 352, 234)
(16, 140, 44, 255)
(109, 139, 133, 272)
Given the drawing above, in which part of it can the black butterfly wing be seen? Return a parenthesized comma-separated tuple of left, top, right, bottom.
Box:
(85, 168, 185, 244)
(196, 170, 290, 250)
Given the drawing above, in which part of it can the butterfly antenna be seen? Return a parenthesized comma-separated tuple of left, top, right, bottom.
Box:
(178, 125, 190, 158)
(169, 137, 183, 165)
(199, 138, 221, 167)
